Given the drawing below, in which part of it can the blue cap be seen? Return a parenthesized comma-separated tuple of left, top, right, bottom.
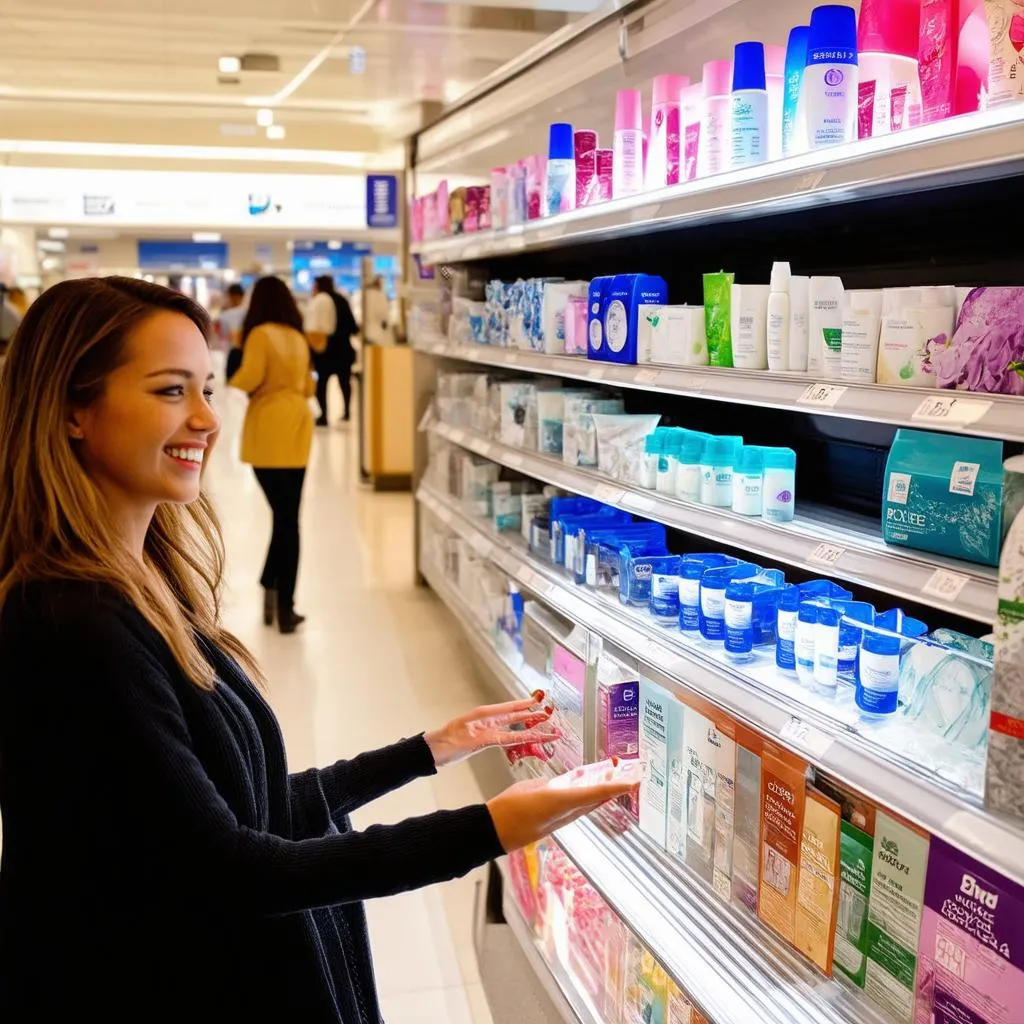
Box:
(732, 41, 767, 92)
(762, 446, 796, 471)
(703, 435, 742, 464)
(807, 6, 858, 62)
(548, 122, 575, 161)
(785, 25, 810, 75)
(736, 445, 764, 475)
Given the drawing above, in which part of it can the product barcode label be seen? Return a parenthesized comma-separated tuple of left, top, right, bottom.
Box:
(594, 483, 624, 505)
(779, 717, 834, 759)
(621, 492, 657, 513)
(588, 365, 606, 380)
(921, 568, 970, 602)
(808, 543, 846, 567)
(798, 382, 847, 407)
(912, 395, 993, 427)
(634, 368, 661, 384)
(471, 534, 493, 558)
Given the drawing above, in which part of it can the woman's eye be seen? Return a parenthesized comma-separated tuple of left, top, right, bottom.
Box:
(158, 385, 186, 397)
(204, 389, 215, 403)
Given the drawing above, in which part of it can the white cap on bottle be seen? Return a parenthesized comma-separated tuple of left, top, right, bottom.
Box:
(770, 261, 792, 292)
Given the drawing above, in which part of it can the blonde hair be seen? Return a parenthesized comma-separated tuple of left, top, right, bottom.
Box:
(0, 276, 260, 689)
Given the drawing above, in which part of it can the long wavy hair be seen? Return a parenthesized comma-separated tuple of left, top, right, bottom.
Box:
(241, 275, 304, 344)
(0, 276, 260, 689)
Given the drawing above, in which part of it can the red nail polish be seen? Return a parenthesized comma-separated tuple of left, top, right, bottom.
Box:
(544, 705, 554, 716)
(532, 689, 545, 703)
(612, 755, 619, 767)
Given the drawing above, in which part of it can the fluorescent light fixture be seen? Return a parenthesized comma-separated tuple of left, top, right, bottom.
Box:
(266, 125, 286, 140)
(327, 240, 342, 250)
(256, 107, 274, 127)
(349, 47, 367, 75)
(48, 227, 69, 239)
(192, 232, 222, 243)
(218, 56, 241, 74)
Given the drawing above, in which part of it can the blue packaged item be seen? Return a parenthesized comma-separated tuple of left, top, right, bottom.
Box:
(587, 276, 616, 361)
(561, 512, 633, 573)
(650, 558, 686, 622)
(588, 537, 666, 590)
(856, 628, 902, 717)
(776, 585, 801, 673)
(620, 553, 682, 607)
(724, 570, 787, 662)
(580, 525, 666, 587)
(602, 274, 669, 365)
(833, 600, 875, 682)
(800, 579, 854, 602)
(795, 601, 820, 687)
(699, 562, 759, 643)
(679, 554, 737, 633)
(875, 608, 929, 653)
(552, 508, 628, 568)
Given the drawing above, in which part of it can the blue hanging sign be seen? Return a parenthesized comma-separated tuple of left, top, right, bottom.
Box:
(365, 175, 398, 229)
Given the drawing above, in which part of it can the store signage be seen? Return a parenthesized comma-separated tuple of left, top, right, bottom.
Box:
(365, 174, 398, 229)
(137, 240, 229, 270)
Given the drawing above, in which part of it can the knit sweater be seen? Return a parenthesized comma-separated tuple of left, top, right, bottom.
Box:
(0, 581, 504, 1021)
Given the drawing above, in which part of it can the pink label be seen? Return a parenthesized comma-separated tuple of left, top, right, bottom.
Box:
(550, 645, 585, 772)
(665, 106, 681, 185)
(683, 122, 700, 182)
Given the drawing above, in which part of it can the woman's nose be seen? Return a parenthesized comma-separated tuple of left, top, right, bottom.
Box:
(189, 397, 220, 433)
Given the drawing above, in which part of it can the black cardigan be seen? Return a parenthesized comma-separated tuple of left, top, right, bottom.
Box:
(0, 581, 504, 1021)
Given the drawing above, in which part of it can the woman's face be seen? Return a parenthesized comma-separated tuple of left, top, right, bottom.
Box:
(74, 311, 220, 528)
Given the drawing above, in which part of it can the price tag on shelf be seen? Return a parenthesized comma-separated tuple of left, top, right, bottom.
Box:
(681, 376, 707, 393)
(515, 565, 536, 589)
(792, 171, 827, 193)
(912, 395, 993, 428)
(622, 492, 657, 514)
(594, 483, 625, 505)
(779, 717, 834, 759)
(797, 382, 847, 408)
(471, 534, 494, 558)
(634, 368, 661, 385)
(921, 568, 970, 603)
(808, 542, 847, 567)
(588, 365, 606, 380)
(504, 452, 524, 468)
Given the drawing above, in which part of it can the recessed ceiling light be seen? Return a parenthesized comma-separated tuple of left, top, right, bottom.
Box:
(48, 227, 69, 239)
(192, 232, 222, 243)
(327, 240, 342, 250)
(266, 125, 286, 140)
(256, 107, 274, 128)
(218, 56, 241, 74)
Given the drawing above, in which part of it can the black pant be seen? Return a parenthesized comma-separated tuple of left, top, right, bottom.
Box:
(253, 468, 306, 615)
(315, 365, 352, 424)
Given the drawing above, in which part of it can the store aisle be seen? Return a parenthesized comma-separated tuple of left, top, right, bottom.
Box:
(206, 384, 496, 1024)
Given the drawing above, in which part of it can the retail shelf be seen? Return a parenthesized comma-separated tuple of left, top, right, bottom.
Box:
(412, 106, 1024, 265)
(413, 335, 1024, 444)
(501, 894, 604, 1024)
(429, 419, 998, 625)
(417, 484, 1024, 888)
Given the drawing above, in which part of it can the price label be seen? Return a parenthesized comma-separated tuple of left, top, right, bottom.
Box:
(504, 452, 524, 468)
(588, 365, 606, 380)
(921, 568, 970, 602)
(808, 543, 847, 567)
(471, 534, 494, 558)
(683, 376, 707, 393)
(622, 492, 657, 514)
(594, 483, 625, 505)
(779, 717, 834, 759)
(515, 565, 536, 589)
(912, 394, 993, 427)
(793, 171, 827, 193)
(634, 368, 661, 385)
(798, 382, 848, 408)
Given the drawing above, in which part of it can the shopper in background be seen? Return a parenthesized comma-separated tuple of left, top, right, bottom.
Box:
(363, 274, 392, 346)
(0, 275, 637, 1020)
(218, 282, 247, 347)
(229, 276, 314, 633)
(304, 273, 358, 425)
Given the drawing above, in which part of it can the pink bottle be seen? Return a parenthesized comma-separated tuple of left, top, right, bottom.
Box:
(645, 74, 689, 189)
(612, 89, 644, 199)
(764, 45, 786, 160)
(525, 155, 545, 220)
(858, 0, 922, 137)
(595, 149, 614, 202)
(920, 0, 960, 123)
(699, 60, 733, 178)
(680, 83, 703, 181)
(955, 0, 988, 115)
(574, 130, 598, 207)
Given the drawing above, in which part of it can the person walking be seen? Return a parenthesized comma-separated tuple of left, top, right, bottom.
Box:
(0, 275, 636, 1022)
(305, 274, 358, 425)
(362, 275, 392, 346)
(228, 276, 314, 633)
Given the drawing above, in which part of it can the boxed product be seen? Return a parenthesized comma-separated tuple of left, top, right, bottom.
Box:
(639, 677, 673, 848)
(548, 643, 586, 774)
(563, 395, 626, 468)
(602, 274, 669, 365)
(794, 788, 841, 976)
(731, 726, 763, 914)
(542, 281, 590, 355)
(637, 305, 709, 366)
(883, 429, 1006, 567)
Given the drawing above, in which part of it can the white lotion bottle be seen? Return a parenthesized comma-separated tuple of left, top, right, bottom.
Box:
(802, 4, 859, 150)
(731, 42, 769, 169)
(699, 60, 733, 178)
(613, 89, 644, 199)
(787, 274, 811, 372)
(767, 261, 791, 371)
(730, 283, 770, 369)
(808, 275, 845, 377)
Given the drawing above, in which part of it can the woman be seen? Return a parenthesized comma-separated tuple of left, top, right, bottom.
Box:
(229, 276, 314, 633)
(0, 277, 636, 1021)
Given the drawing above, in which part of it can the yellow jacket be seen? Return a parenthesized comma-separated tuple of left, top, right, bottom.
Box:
(229, 323, 315, 469)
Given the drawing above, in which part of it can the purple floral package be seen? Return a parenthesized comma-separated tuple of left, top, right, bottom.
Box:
(933, 288, 1024, 396)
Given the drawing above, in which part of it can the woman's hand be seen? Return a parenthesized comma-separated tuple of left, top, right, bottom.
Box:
(425, 692, 559, 768)
(486, 764, 641, 853)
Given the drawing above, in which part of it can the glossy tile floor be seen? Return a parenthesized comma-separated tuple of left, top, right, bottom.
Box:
(207, 379, 497, 1024)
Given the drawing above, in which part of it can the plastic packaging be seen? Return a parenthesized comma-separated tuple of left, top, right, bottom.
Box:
(550, 756, 645, 790)
(855, 628, 901, 716)
(703, 271, 735, 367)
(574, 130, 599, 208)
(803, 5, 859, 149)
(621, 553, 683, 607)
(839, 290, 884, 383)
(920, 0, 961, 123)
(587, 276, 615, 361)
(699, 562, 759, 644)
(732, 446, 764, 516)
(595, 149, 614, 202)
(725, 570, 787, 662)
(776, 585, 801, 673)
(674, 432, 707, 503)
(656, 427, 687, 494)
(813, 606, 841, 695)
(588, 536, 667, 590)
(834, 600, 875, 681)
(795, 601, 820, 687)
(613, 90, 645, 199)
(700, 435, 743, 507)
(731, 42, 769, 168)
(679, 554, 736, 633)
(650, 560, 685, 622)
(984, 0, 1024, 107)
(787, 274, 811, 372)
(808, 275, 845, 378)
(545, 123, 576, 217)
(856, 0, 922, 138)
(730, 283, 771, 369)
(490, 168, 509, 230)
(765, 44, 786, 161)
(640, 430, 665, 490)
(680, 83, 703, 182)
(699, 60, 733, 178)
(646, 74, 688, 189)
(783, 26, 811, 156)
(767, 262, 792, 371)
(592, 413, 663, 483)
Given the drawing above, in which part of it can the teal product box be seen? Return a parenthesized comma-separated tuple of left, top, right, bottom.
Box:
(587, 276, 615, 361)
(602, 274, 669, 365)
(883, 429, 1005, 567)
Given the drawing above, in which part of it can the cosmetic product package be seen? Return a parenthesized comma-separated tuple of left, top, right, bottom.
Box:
(703, 271, 736, 367)
(587, 275, 616, 361)
(767, 262, 792, 371)
(563, 395, 627, 468)
(700, 60, 734, 178)
(731, 727, 763, 914)
(682, 707, 719, 884)
(595, 148, 614, 202)
(490, 168, 509, 230)
(681, 83, 703, 181)
(857, 0, 923, 138)
(920, 0, 962, 122)
(545, 123, 576, 217)
(808, 276, 845, 377)
(788, 275, 811, 372)
(731, 41, 769, 169)
(613, 89, 645, 199)
(592, 413, 663, 484)
(525, 155, 546, 221)
(699, 435, 744, 509)
(876, 287, 957, 387)
(639, 677, 673, 847)
(574, 130, 599, 208)
(731, 283, 771, 369)
(542, 281, 590, 355)
(803, 4, 860, 149)
(783, 26, 811, 156)
(983, 0, 1024, 107)
(448, 187, 467, 234)
(602, 274, 669, 364)
(638, 304, 709, 366)
(548, 643, 586, 773)
(765, 44, 786, 161)
(794, 788, 842, 975)
(563, 295, 590, 355)
(840, 290, 884, 383)
(647, 74, 688, 189)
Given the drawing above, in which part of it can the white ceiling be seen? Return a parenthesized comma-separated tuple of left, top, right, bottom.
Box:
(0, 0, 580, 171)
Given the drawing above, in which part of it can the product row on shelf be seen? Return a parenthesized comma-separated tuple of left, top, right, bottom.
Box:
(418, 498, 1024, 1024)
(411, 1, 1024, 246)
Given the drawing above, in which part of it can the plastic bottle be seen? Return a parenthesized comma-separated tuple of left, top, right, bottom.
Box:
(574, 130, 599, 208)
(613, 90, 645, 199)
(764, 45, 786, 161)
(678, 553, 733, 633)
(803, 5, 859, 150)
(813, 606, 841, 696)
(595, 149, 614, 202)
(646, 74, 689, 189)
(680, 83, 703, 182)
(834, 600, 875, 682)
(700, 562, 759, 644)
(731, 42, 769, 169)
(787, 274, 810, 371)
(675, 433, 706, 503)
(656, 427, 686, 494)
(783, 26, 811, 156)
(776, 585, 801, 673)
(640, 429, 664, 489)
(545, 123, 576, 217)
(857, 0, 922, 138)
(724, 581, 756, 663)
(732, 446, 764, 516)
(762, 447, 797, 523)
(766, 262, 792, 371)
(855, 629, 901, 716)
(795, 601, 819, 687)
(700, 435, 742, 507)
(699, 60, 733, 178)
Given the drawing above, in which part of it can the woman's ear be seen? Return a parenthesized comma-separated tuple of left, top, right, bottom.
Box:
(67, 413, 85, 441)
